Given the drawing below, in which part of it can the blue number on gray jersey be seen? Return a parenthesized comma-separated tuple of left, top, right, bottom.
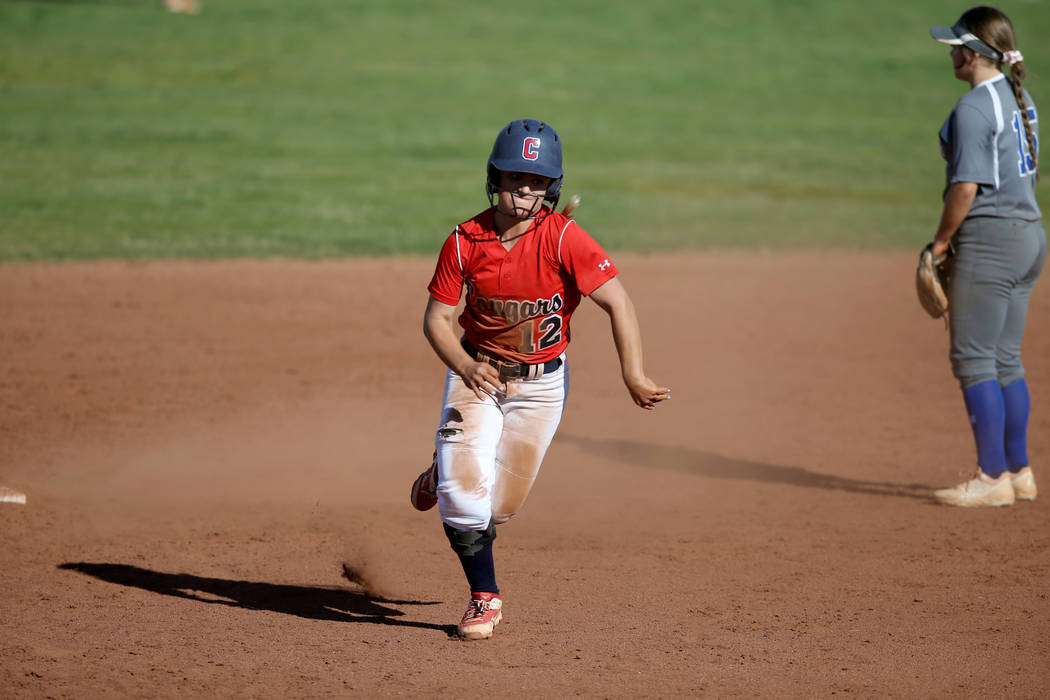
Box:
(1011, 108, 1039, 177)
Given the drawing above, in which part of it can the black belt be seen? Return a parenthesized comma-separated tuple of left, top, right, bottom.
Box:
(462, 339, 562, 380)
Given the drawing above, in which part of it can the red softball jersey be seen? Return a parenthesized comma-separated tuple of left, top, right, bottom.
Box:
(428, 206, 619, 364)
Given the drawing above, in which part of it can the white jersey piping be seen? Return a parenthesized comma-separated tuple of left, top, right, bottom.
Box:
(557, 219, 575, 265)
(980, 73, 1005, 189)
(454, 225, 463, 275)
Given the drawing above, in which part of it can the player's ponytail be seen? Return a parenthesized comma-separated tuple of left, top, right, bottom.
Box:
(1008, 61, 1038, 181)
(961, 6, 1038, 180)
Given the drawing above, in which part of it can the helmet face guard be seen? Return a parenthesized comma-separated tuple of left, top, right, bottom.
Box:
(486, 119, 563, 218)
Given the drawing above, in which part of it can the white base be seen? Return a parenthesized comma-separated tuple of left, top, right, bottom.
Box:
(0, 487, 27, 505)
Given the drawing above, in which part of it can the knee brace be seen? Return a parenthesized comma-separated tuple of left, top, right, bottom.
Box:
(443, 522, 496, 557)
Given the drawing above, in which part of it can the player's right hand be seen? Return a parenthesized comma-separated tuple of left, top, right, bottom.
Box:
(458, 360, 505, 400)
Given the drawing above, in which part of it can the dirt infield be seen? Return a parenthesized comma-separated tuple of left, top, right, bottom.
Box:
(1, 253, 1048, 698)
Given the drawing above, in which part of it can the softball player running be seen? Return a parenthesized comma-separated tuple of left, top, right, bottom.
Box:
(409, 119, 669, 639)
(928, 7, 1045, 507)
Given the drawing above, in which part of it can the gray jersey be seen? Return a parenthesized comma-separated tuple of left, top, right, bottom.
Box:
(939, 73, 1041, 221)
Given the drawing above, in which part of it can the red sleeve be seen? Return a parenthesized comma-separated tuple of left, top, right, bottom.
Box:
(557, 220, 618, 296)
(427, 228, 465, 305)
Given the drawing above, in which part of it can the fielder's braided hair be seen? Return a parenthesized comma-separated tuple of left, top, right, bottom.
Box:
(960, 6, 1039, 179)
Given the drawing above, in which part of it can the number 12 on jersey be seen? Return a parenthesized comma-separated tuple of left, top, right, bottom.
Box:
(518, 315, 563, 353)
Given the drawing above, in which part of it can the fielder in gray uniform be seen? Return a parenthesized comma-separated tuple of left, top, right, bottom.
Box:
(928, 6, 1045, 507)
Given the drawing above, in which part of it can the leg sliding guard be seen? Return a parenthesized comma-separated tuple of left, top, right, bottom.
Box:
(443, 522, 496, 557)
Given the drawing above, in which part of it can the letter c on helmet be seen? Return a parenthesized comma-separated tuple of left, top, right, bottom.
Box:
(522, 137, 540, 161)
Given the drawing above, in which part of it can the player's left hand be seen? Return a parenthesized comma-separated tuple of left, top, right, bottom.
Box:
(625, 375, 670, 410)
(931, 238, 951, 259)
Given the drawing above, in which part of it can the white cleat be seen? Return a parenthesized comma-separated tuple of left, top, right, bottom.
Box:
(1010, 466, 1037, 501)
(934, 471, 1015, 507)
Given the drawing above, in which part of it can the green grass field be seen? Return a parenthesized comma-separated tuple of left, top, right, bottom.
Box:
(1, 0, 1048, 260)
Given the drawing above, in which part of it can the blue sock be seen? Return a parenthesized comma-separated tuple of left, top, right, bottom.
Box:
(457, 540, 498, 594)
(1002, 378, 1030, 471)
(962, 380, 1007, 477)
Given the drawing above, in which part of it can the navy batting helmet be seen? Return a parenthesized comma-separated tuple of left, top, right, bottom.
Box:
(486, 119, 563, 205)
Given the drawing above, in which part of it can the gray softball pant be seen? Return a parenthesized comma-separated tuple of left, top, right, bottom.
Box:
(949, 216, 1047, 390)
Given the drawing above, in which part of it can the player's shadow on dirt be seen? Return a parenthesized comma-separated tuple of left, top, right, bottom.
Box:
(58, 562, 456, 634)
(558, 435, 934, 500)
